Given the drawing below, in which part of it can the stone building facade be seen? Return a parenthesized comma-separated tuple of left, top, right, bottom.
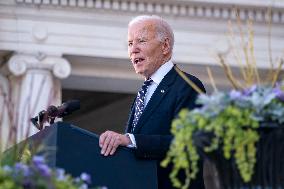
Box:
(0, 0, 283, 145)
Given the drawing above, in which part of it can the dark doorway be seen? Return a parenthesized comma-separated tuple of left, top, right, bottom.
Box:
(62, 89, 135, 135)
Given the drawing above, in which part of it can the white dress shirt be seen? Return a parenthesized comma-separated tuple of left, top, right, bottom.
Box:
(127, 60, 174, 148)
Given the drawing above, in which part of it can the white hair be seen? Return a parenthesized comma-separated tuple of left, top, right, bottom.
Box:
(128, 15, 175, 52)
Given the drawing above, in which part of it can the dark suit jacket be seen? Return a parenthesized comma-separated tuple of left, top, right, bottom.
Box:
(126, 66, 206, 189)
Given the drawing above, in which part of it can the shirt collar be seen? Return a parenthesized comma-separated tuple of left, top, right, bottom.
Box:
(149, 60, 174, 85)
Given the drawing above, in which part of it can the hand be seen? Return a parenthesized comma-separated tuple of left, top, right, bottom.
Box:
(99, 131, 131, 156)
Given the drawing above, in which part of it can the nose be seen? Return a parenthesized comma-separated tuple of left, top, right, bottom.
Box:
(129, 43, 140, 55)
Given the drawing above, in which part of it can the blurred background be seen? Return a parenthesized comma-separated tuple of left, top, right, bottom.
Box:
(0, 0, 283, 141)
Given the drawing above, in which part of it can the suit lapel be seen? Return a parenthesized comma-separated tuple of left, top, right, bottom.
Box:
(125, 98, 136, 133)
(132, 68, 177, 133)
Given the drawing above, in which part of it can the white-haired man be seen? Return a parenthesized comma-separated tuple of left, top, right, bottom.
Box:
(99, 15, 205, 189)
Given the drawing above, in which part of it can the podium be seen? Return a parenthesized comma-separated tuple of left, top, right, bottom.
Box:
(12, 122, 158, 189)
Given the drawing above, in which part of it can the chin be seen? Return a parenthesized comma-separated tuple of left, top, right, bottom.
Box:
(135, 70, 146, 78)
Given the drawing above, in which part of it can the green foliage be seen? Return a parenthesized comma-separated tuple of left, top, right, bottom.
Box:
(162, 85, 284, 189)
(0, 168, 21, 189)
(161, 109, 199, 189)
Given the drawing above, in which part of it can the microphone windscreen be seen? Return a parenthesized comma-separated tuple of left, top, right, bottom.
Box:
(47, 105, 58, 117)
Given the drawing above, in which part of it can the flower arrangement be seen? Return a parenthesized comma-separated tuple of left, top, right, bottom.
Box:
(0, 155, 105, 189)
(162, 84, 284, 189)
(162, 10, 284, 189)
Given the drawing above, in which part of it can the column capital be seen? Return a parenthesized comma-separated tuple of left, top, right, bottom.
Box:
(7, 53, 71, 79)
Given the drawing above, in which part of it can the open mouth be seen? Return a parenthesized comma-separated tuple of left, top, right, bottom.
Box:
(133, 58, 145, 65)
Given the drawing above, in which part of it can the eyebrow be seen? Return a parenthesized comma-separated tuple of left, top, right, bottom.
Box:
(128, 37, 146, 42)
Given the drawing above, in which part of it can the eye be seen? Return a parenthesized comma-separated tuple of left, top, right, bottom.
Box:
(139, 39, 146, 43)
(128, 42, 133, 47)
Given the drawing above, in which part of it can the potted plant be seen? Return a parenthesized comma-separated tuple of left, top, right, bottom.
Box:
(162, 11, 284, 189)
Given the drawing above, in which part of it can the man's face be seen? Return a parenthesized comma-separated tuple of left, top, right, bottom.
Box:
(128, 20, 165, 79)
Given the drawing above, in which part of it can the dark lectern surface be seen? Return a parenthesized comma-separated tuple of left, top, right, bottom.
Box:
(27, 122, 158, 189)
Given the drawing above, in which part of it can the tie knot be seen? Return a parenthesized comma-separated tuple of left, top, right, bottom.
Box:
(143, 79, 153, 87)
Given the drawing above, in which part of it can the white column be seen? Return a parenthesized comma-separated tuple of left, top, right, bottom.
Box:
(0, 73, 11, 151)
(4, 53, 71, 145)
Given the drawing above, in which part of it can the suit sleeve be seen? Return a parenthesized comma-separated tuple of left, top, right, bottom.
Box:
(133, 76, 205, 159)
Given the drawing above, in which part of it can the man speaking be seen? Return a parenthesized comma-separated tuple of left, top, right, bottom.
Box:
(99, 15, 205, 189)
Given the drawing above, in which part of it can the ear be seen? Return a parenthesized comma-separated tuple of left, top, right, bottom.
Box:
(162, 38, 171, 55)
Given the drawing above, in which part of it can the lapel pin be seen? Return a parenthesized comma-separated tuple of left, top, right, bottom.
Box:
(161, 89, 165, 93)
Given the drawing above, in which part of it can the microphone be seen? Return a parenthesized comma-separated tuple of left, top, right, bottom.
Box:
(48, 100, 80, 118)
(31, 100, 80, 130)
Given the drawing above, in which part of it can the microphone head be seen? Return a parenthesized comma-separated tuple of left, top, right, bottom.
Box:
(30, 117, 38, 127)
(47, 105, 58, 117)
(30, 110, 47, 130)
